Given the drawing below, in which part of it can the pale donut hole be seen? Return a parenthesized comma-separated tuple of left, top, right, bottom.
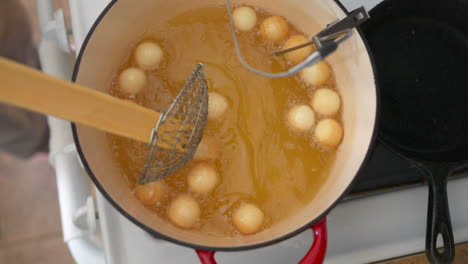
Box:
(134, 41, 164, 70)
(311, 88, 341, 116)
(282, 35, 313, 65)
(187, 163, 219, 194)
(168, 194, 201, 229)
(300, 61, 331, 86)
(260, 16, 289, 42)
(118, 68, 147, 94)
(232, 6, 257, 32)
(208, 92, 229, 121)
(232, 203, 265, 235)
(193, 137, 219, 161)
(315, 118, 343, 147)
(287, 104, 315, 132)
(134, 181, 167, 206)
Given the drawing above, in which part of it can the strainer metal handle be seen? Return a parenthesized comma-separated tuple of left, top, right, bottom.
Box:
(226, 0, 370, 78)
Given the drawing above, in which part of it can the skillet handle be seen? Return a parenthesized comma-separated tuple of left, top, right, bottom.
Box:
(425, 164, 455, 264)
(195, 218, 327, 264)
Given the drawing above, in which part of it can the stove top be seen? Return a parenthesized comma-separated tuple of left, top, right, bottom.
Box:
(57, 0, 468, 263)
(349, 141, 423, 195)
(348, 140, 468, 200)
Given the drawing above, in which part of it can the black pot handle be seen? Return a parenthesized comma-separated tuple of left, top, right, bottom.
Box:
(424, 163, 455, 264)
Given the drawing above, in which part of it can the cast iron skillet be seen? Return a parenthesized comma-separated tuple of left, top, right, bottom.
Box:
(361, 0, 468, 263)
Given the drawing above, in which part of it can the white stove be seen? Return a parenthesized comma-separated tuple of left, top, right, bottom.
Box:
(37, 0, 468, 263)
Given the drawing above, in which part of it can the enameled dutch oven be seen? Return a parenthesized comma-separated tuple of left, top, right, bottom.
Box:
(72, 0, 378, 263)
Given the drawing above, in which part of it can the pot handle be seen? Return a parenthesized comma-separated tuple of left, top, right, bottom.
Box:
(196, 218, 327, 264)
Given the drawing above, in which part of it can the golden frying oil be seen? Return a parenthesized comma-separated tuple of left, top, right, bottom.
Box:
(108, 6, 339, 237)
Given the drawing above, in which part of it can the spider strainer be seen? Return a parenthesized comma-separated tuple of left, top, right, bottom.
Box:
(139, 63, 209, 184)
(225, 0, 369, 78)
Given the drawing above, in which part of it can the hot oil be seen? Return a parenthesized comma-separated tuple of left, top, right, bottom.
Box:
(108, 6, 339, 236)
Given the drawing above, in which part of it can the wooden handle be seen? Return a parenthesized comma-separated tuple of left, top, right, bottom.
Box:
(0, 57, 160, 143)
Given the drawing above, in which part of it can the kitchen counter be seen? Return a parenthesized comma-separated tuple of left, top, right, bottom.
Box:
(379, 243, 468, 264)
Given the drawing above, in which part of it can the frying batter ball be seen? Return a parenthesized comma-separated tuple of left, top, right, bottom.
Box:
(193, 137, 218, 161)
(311, 88, 341, 116)
(282, 35, 313, 65)
(134, 41, 164, 70)
(187, 163, 219, 194)
(287, 105, 315, 131)
(260, 16, 289, 42)
(134, 181, 167, 206)
(232, 203, 264, 235)
(233, 6, 257, 32)
(208, 92, 229, 121)
(119, 68, 147, 94)
(315, 119, 343, 147)
(168, 194, 201, 229)
(300, 61, 331, 86)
